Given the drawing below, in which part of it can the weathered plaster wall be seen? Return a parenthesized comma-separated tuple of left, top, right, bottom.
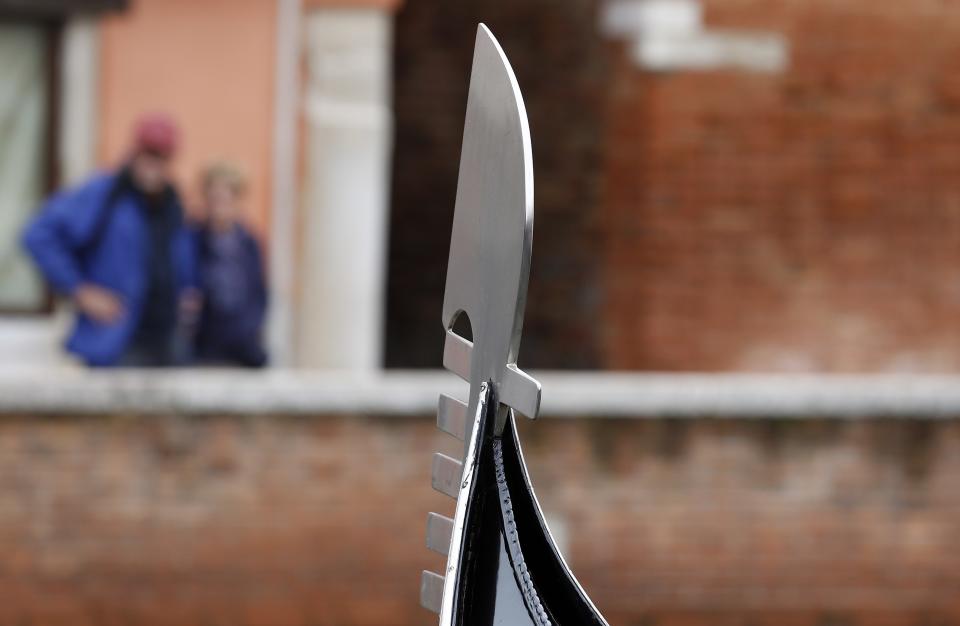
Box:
(98, 0, 277, 232)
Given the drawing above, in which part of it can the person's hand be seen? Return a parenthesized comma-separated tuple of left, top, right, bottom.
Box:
(179, 288, 203, 324)
(74, 283, 125, 324)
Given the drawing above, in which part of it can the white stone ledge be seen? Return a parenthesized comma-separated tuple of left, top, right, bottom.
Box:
(2, 369, 960, 418)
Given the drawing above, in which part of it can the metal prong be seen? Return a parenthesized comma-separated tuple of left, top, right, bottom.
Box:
(438, 394, 468, 440)
(432, 453, 463, 498)
(501, 364, 541, 418)
(426, 512, 454, 555)
(420, 570, 445, 613)
(443, 330, 472, 380)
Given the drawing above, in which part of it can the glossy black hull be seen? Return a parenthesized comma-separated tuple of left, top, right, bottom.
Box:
(452, 392, 608, 626)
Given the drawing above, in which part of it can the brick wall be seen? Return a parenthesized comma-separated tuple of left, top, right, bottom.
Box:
(603, 0, 960, 371)
(1, 413, 957, 625)
(386, 0, 960, 372)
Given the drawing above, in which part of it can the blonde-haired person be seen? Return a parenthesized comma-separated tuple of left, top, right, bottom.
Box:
(193, 162, 267, 367)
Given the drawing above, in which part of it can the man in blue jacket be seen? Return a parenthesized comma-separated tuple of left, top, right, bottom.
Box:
(22, 114, 198, 367)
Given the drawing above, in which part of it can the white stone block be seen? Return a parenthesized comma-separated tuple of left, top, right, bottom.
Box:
(601, 0, 701, 38)
(601, 0, 789, 73)
(636, 31, 788, 73)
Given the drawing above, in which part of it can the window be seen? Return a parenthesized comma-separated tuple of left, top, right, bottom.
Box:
(0, 20, 56, 312)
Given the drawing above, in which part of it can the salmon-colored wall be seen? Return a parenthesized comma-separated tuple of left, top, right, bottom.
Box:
(304, 0, 404, 10)
(98, 0, 277, 235)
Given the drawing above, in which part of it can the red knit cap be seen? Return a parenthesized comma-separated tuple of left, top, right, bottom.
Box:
(133, 113, 179, 158)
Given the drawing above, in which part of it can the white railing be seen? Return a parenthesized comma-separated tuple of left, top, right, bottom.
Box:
(2, 369, 960, 418)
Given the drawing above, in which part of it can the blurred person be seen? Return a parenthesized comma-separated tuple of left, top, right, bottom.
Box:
(22, 113, 198, 367)
(193, 162, 268, 368)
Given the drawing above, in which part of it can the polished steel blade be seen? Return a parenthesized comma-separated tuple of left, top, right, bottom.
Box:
(441, 23, 540, 451)
(431, 453, 463, 499)
(437, 394, 468, 440)
(426, 512, 454, 555)
(420, 570, 445, 614)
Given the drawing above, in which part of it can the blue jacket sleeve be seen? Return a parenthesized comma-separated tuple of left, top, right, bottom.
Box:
(21, 174, 114, 295)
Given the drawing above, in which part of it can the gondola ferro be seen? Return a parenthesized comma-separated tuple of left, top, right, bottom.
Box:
(419, 24, 611, 626)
